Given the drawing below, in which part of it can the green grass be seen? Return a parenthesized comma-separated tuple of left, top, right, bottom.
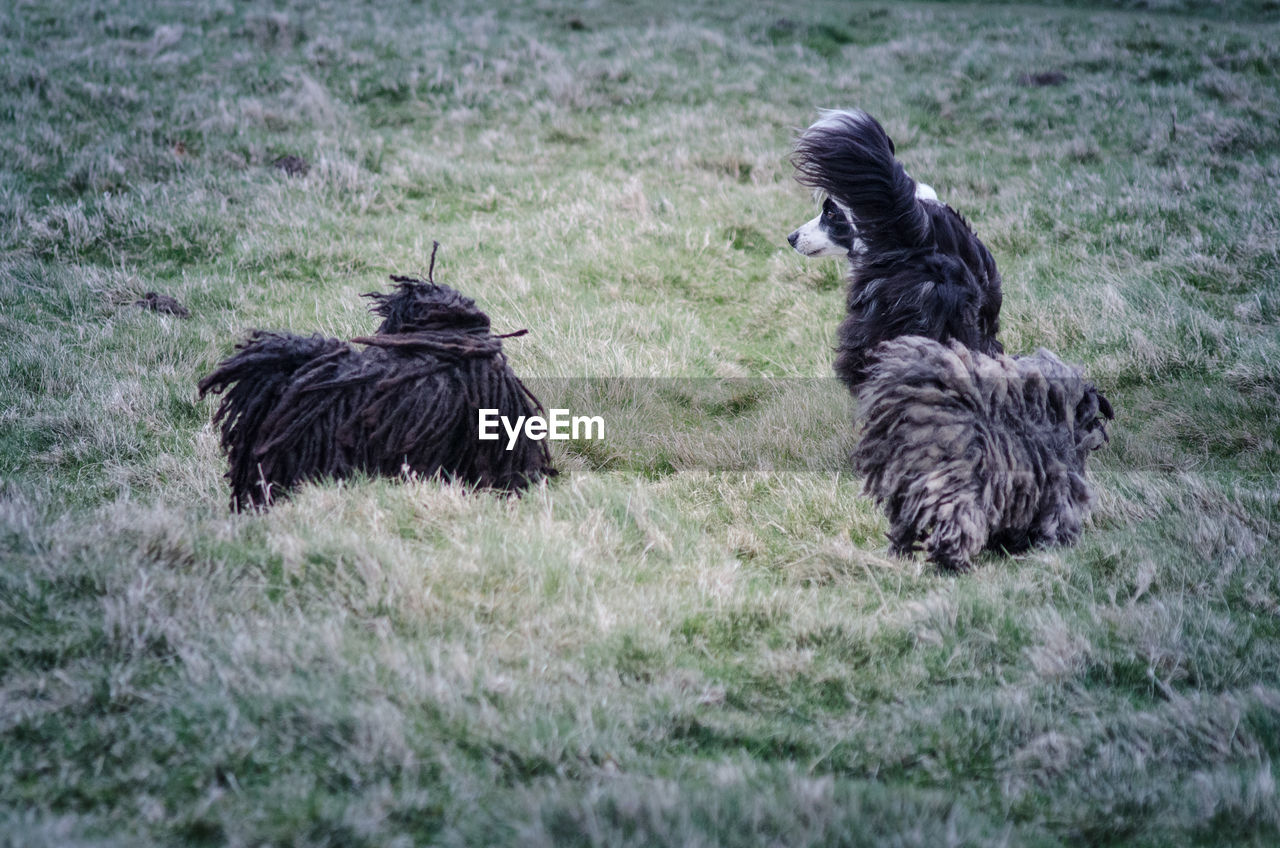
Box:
(2, 1, 1279, 845)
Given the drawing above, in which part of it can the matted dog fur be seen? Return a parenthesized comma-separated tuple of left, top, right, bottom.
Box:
(198, 269, 553, 511)
(854, 336, 1114, 571)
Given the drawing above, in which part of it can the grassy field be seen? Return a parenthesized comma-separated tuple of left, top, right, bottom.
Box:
(3, 1, 1279, 844)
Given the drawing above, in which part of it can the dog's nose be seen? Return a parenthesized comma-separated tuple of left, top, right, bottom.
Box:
(787, 231, 799, 248)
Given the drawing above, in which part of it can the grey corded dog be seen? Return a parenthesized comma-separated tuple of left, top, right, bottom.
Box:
(854, 337, 1113, 571)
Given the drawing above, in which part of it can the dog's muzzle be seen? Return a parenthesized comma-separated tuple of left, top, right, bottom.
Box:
(787, 231, 799, 248)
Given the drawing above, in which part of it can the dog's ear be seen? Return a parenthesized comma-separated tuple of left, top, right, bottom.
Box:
(1078, 389, 1114, 424)
(1097, 392, 1115, 420)
(1072, 388, 1114, 452)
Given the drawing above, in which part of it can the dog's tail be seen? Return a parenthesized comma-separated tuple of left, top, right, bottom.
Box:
(791, 109, 930, 255)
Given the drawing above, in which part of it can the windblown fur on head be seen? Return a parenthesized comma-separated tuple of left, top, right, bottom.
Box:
(854, 336, 1114, 572)
(198, 251, 553, 511)
(788, 109, 1004, 388)
(791, 109, 931, 256)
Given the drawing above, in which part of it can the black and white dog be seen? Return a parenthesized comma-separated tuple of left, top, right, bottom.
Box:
(788, 109, 1004, 387)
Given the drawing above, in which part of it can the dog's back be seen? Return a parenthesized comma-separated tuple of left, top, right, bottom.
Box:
(924, 203, 1002, 348)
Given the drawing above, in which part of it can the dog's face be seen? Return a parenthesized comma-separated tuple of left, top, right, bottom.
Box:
(787, 197, 858, 258)
(788, 182, 938, 259)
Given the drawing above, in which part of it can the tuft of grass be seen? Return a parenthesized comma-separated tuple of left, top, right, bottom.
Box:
(2, 1, 1279, 845)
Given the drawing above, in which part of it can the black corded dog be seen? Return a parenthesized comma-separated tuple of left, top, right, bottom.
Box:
(198, 247, 553, 510)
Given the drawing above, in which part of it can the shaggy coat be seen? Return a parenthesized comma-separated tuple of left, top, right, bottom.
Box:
(854, 337, 1113, 571)
(198, 277, 553, 511)
(790, 110, 1004, 387)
